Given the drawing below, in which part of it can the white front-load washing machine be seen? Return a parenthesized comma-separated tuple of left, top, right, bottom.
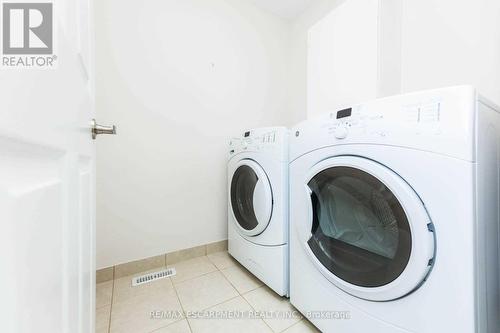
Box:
(228, 127, 289, 296)
(289, 86, 500, 332)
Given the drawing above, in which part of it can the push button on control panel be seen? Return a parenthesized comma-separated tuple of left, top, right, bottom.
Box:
(260, 132, 277, 144)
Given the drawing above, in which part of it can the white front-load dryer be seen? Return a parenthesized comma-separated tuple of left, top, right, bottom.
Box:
(228, 127, 289, 296)
(289, 86, 500, 332)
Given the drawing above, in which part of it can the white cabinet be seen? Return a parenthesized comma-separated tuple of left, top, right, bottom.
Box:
(306, 0, 500, 118)
(401, 0, 500, 106)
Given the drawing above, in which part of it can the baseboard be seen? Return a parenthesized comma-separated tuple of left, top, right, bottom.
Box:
(96, 240, 228, 283)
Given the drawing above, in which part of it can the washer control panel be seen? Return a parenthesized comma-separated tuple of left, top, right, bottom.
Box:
(229, 127, 288, 159)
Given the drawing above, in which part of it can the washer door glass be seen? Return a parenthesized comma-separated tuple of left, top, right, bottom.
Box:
(231, 165, 259, 230)
(230, 162, 273, 235)
(307, 166, 412, 287)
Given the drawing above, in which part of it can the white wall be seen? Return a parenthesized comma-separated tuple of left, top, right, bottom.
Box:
(401, 0, 500, 105)
(95, 0, 291, 268)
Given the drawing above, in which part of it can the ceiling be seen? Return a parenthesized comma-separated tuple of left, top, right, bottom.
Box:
(248, 0, 315, 19)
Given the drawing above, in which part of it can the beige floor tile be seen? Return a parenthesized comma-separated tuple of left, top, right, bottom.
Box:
(243, 286, 302, 333)
(221, 264, 263, 294)
(188, 296, 272, 333)
(152, 319, 191, 333)
(169, 256, 217, 284)
(113, 269, 173, 304)
(97, 281, 113, 309)
(282, 319, 321, 333)
(110, 288, 183, 333)
(175, 271, 239, 312)
(96, 305, 111, 333)
(207, 251, 237, 270)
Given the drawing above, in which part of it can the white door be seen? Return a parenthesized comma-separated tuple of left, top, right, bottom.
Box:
(0, 0, 99, 332)
(298, 156, 435, 301)
(229, 159, 273, 237)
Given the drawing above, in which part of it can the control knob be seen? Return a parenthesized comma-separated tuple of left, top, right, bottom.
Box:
(334, 126, 349, 139)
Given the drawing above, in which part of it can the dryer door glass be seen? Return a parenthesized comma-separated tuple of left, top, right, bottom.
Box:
(231, 165, 259, 231)
(307, 166, 412, 287)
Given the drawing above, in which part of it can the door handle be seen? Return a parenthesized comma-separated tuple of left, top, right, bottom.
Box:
(91, 119, 117, 140)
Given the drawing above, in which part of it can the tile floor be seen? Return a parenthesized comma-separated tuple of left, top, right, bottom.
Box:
(96, 251, 320, 333)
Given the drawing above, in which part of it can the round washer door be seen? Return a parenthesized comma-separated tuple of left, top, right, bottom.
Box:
(230, 159, 273, 237)
(300, 156, 435, 301)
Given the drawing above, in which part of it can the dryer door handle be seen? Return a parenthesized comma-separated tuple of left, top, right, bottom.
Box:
(253, 177, 273, 227)
(304, 185, 315, 238)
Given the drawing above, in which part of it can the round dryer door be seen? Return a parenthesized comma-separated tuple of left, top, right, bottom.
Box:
(230, 159, 273, 237)
(302, 156, 435, 301)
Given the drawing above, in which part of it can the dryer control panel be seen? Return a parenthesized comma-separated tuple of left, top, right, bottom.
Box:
(319, 99, 444, 141)
(290, 86, 477, 162)
(229, 127, 288, 161)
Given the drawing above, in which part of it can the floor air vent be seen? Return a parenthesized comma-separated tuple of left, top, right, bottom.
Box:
(132, 268, 176, 287)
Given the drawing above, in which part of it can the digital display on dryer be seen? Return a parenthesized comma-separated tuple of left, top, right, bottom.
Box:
(337, 108, 352, 119)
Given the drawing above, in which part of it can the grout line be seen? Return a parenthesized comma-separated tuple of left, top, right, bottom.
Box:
(107, 277, 115, 333)
(200, 294, 241, 312)
(240, 285, 264, 298)
(172, 269, 218, 286)
(240, 290, 275, 333)
(206, 252, 242, 296)
(239, 283, 300, 332)
(215, 259, 274, 332)
(205, 253, 235, 272)
(149, 277, 191, 333)
(169, 294, 242, 331)
(148, 317, 185, 333)
(171, 251, 239, 328)
(112, 274, 185, 333)
(278, 319, 303, 333)
(219, 267, 242, 296)
(212, 252, 263, 296)
(171, 277, 194, 333)
(164, 253, 256, 294)
(169, 258, 218, 286)
(205, 254, 218, 268)
(240, 284, 264, 296)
